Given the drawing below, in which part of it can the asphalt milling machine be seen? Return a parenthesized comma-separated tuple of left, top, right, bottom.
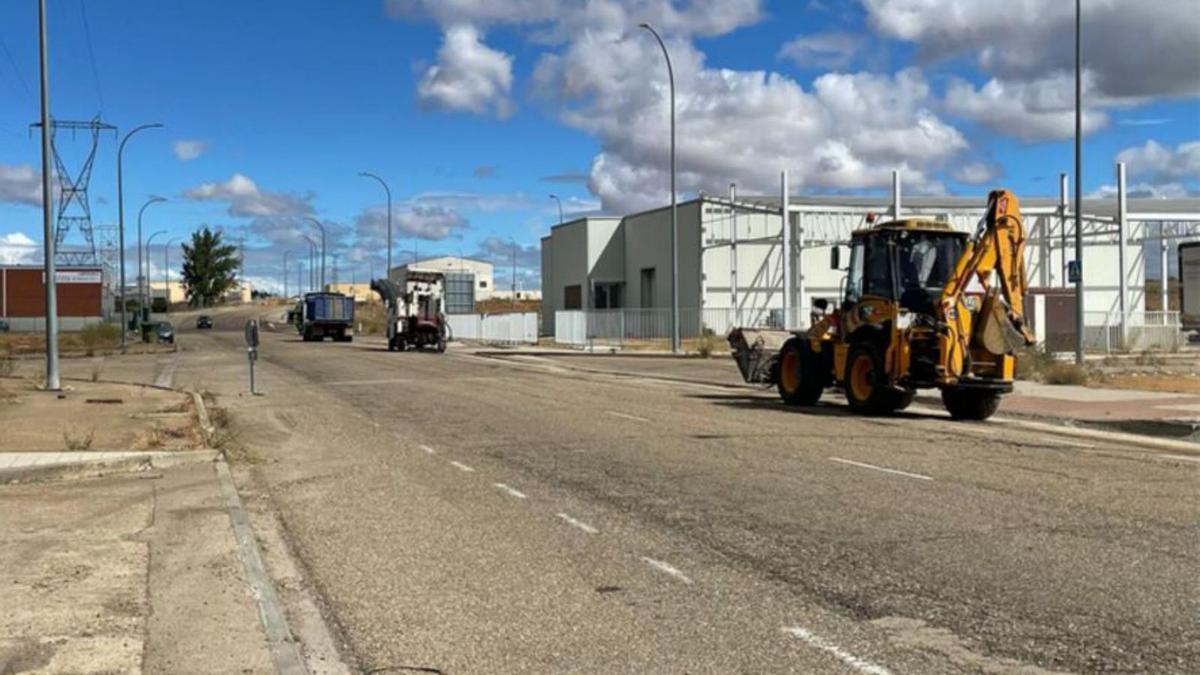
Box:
(371, 269, 450, 353)
(729, 189, 1034, 421)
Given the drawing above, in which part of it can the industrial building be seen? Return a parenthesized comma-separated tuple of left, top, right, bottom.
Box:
(540, 169, 1200, 350)
(0, 265, 111, 331)
(390, 256, 495, 314)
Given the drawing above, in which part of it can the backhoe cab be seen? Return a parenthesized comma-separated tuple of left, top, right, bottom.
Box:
(730, 189, 1034, 421)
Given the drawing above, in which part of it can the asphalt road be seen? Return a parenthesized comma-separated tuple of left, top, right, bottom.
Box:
(179, 309, 1199, 674)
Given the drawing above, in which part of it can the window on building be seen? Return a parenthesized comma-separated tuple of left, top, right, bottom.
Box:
(593, 283, 623, 309)
(479, 280, 488, 288)
(640, 268, 656, 308)
(564, 285, 582, 310)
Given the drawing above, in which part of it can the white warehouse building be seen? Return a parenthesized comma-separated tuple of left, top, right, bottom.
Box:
(541, 170, 1200, 350)
(391, 256, 495, 302)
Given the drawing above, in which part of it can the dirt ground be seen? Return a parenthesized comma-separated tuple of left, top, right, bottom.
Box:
(0, 378, 201, 452)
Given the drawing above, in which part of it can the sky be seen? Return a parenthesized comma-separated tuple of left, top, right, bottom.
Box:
(0, 0, 1197, 292)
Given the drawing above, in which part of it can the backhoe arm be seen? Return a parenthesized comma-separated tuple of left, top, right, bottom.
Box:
(939, 189, 1035, 378)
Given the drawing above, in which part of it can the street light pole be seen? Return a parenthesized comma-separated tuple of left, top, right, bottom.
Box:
(1073, 0, 1085, 365)
(640, 23, 680, 353)
(164, 237, 179, 314)
(116, 122, 162, 350)
(304, 217, 327, 290)
(145, 230, 167, 313)
(358, 172, 392, 275)
(301, 234, 317, 292)
(549, 193, 564, 225)
(283, 250, 292, 299)
(36, 0, 60, 390)
(137, 197, 166, 326)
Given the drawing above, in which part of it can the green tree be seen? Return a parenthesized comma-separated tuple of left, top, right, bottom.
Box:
(180, 228, 240, 308)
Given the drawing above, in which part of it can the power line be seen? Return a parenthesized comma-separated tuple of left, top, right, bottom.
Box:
(0, 31, 33, 102)
(78, 0, 105, 113)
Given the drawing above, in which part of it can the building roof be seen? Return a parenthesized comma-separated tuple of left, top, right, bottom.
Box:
(736, 194, 1200, 219)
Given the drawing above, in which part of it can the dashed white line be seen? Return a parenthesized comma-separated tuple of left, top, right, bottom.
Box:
(781, 627, 892, 675)
(555, 513, 599, 534)
(449, 461, 475, 473)
(640, 556, 693, 585)
(493, 483, 528, 499)
(604, 410, 651, 423)
(419, 444, 437, 455)
(828, 457, 933, 481)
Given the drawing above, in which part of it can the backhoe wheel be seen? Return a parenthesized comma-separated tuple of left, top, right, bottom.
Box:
(775, 340, 824, 406)
(844, 343, 892, 415)
(889, 388, 917, 412)
(941, 388, 1002, 421)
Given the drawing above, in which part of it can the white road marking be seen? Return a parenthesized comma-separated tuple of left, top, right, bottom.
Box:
(419, 444, 436, 455)
(493, 483, 528, 499)
(782, 627, 892, 675)
(1161, 454, 1200, 463)
(449, 461, 475, 473)
(640, 557, 693, 584)
(604, 410, 651, 423)
(828, 457, 933, 481)
(556, 513, 599, 534)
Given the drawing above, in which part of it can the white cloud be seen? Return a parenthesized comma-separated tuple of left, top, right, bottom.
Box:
(183, 173, 313, 217)
(356, 204, 469, 241)
(952, 161, 1001, 185)
(172, 140, 208, 161)
(417, 25, 515, 118)
(0, 232, 38, 264)
(778, 32, 861, 70)
(944, 75, 1108, 142)
(1116, 140, 1200, 184)
(534, 32, 961, 211)
(1092, 139, 1200, 199)
(387, 0, 764, 40)
(864, 0, 1200, 139)
(0, 163, 43, 206)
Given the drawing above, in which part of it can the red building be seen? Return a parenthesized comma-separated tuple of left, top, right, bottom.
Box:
(0, 265, 110, 331)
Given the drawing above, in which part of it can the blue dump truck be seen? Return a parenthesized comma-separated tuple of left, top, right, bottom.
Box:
(294, 292, 355, 342)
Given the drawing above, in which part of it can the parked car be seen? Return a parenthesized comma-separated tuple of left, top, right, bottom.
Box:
(196, 315, 213, 329)
(156, 321, 175, 344)
(0, 318, 9, 333)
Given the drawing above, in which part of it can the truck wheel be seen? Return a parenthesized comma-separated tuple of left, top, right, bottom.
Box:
(775, 339, 824, 406)
(941, 388, 1002, 421)
(436, 338, 447, 353)
(844, 343, 891, 415)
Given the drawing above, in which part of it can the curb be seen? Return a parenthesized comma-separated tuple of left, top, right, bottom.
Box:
(192, 391, 217, 445)
(0, 450, 219, 483)
(914, 394, 1200, 444)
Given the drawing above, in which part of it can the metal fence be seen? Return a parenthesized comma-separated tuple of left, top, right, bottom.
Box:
(554, 308, 803, 348)
(447, 312, 538, 345)
(1081, 311, 1183, 353)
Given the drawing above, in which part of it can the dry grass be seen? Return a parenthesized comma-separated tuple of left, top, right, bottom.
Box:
(475, 298, 542, 315)
(0, 323, 122, 356)
(356, 301, 387, 336)
(63, 428, 95, 451)
(1097, 372, 1200, 394)
(0, 350, 12, 378)
(1016, 346, 1090, 385)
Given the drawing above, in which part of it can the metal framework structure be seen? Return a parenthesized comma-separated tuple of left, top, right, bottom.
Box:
(696, 167, 1200, 334)
(29, 116, 117, 265)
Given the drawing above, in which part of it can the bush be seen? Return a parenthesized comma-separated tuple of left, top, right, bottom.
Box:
(78, 322, 121, 353)
(1043, 362, 1089, 385)
(1014, 346, 1057, 381)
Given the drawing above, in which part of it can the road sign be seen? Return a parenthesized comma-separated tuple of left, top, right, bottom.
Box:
(245, 319, 260, 394)
(1068, 260, 1082, 284)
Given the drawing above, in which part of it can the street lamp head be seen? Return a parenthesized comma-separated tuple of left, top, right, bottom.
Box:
(549, 193, 558, 200)
(638, 22, 650, 29)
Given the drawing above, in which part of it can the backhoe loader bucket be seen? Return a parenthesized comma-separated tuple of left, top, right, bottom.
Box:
(973, 289, 1034, 356)
(728, 328, 793, 384)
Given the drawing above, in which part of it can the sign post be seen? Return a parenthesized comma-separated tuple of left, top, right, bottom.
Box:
(244, 319, 260, 395)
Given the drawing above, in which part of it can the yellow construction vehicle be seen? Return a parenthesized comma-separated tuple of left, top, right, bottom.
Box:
(729, 189, 1034, 420)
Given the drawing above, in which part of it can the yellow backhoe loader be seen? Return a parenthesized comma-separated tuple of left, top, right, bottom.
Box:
(729, 189, 1034, 420)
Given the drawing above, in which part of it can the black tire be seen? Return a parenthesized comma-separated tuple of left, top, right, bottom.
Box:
(888, 388, 916, 412)
(436, 338, 447, 353)
(397, 339, 408, 352)
(941, 388, 1002, 421)
(775, 339, 824, 406)
(843, 343, 892, 415)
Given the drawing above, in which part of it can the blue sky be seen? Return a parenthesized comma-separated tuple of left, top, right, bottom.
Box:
(0, 0, 1197, 291)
